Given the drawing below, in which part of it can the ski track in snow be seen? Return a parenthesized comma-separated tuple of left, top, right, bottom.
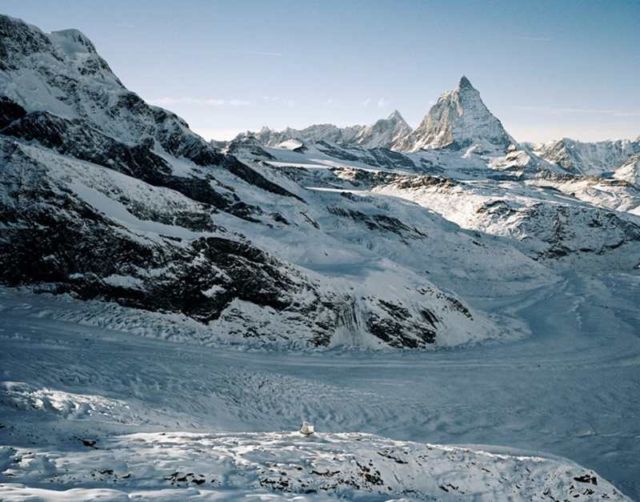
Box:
(1, 270, 639, 499)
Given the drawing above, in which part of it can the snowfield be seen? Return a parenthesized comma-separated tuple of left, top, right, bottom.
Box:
(1, 274, 639, 500)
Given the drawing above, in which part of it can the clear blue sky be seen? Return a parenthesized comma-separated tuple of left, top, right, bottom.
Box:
(3, 0, 639, 142)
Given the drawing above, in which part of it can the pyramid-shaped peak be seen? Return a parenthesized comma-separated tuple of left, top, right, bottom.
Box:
(392, 76, 514, 152)
(458, 76, 475, 91)
(387, 110, 405, 121)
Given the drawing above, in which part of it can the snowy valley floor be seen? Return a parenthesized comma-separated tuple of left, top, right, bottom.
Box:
(0, 271, 639, 500)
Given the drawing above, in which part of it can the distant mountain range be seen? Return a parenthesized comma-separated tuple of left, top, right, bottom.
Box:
(238, 77, 639, 178)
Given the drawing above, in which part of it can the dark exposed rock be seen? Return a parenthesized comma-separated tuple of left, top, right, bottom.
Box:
(477, 200, 516, 218)
(226, 135, 276, 160)
(80, 439, 97, 448)
(365, 147, 416, 169)
(164, 471, 207, 486)
(392, 175, 458, 190)
(327, 207, 425, 239)
(0, 96, 26, 128)
(0, 15, 57, 70)
(315, 141, 417, 170)
(574, 474, 598, 485)
(222, 155, 303, 201)
(146, 236, 300, 322)
(316, 141, 361, 161)
(366, 312, 437, 348)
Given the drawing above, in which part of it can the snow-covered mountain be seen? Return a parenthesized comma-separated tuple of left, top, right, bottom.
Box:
(243, 78, 640, 180)
(393, 76, 515, 153)
(614, 153, 640, 187)
(535, 137, 640, 177)
(245, 110, 412, 151)
(0, 14, 518, 350)
(250, 123, 366, 149)
(246, 77, 515, 156)
(353, 109, 412, 148)
(2, 14, 638, 350)
(1, 13, 640, 501)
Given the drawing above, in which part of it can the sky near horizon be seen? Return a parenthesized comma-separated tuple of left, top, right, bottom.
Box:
(2, 0, 639, 143)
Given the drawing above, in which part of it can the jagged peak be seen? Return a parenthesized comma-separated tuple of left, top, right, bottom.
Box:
(387, 110, 405, 122)
(458, 75, 475, 91)
(392, 76, 514, 152)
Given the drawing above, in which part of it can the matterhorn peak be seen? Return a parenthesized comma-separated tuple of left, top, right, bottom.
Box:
(393, 76, 514, 153)
(458, 75, 474, 90)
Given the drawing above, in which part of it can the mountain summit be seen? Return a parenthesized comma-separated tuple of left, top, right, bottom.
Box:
(354, 109, 412, 149)
(394, 76, 514, 153)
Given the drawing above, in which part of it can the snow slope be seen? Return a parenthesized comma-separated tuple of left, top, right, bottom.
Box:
(372, 175, 640, 267)
(353, 110, 412, 149)
(0, 283, 637, 500)
(0, 431, 626, 501)
(614, 154, 640, 189)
